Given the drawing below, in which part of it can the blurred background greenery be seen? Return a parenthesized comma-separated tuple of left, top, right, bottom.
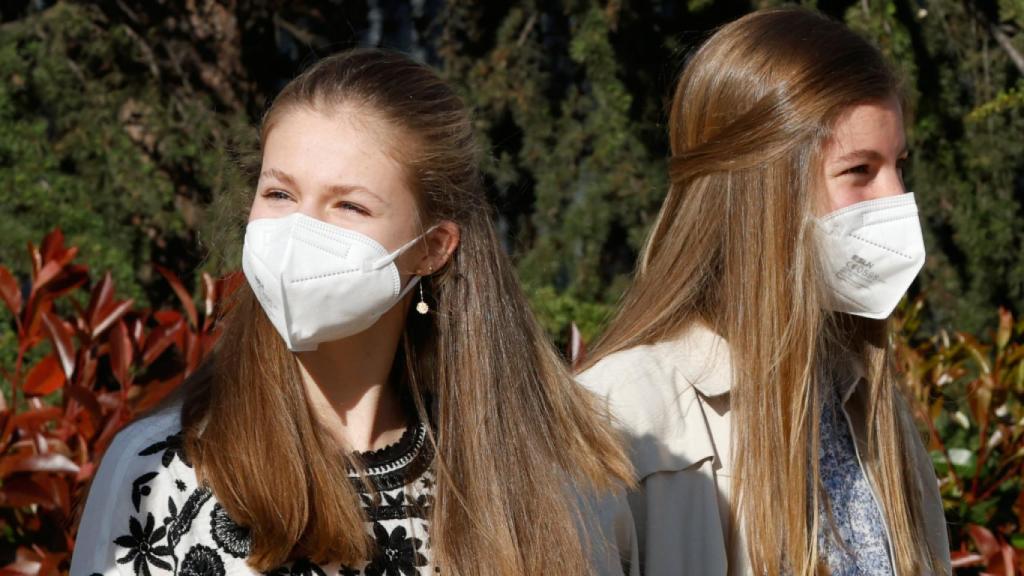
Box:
(2, 0, 1022, 342)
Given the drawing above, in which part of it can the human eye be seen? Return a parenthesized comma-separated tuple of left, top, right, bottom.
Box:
(262, 189, 294, 202)
(338, 201, 370, 216)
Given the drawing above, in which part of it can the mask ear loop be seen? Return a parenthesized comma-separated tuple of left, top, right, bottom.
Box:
(370, 224, 441, 270)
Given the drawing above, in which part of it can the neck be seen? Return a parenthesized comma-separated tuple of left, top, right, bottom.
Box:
(296, 299, 411, 452)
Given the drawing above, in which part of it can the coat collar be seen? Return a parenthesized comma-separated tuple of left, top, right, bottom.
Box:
(658, 324, 733, 398)
(660, 324, 869, 404)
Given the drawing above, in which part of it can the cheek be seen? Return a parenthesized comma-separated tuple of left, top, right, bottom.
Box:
(822, 179, 867, 213)
(394, 250, 423, 278)
(384, 215, 429, 277)
(247, 197, 268, 222)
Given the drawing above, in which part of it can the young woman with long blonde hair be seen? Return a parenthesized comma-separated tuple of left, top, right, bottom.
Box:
(580, 8, 951, 575)
(72, 49, 633, 576)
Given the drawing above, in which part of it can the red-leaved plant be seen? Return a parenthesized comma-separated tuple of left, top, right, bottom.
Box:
(2, 230, 1022, 574)
(891, 299, 1023, 574)
(0, 229, 239, 575)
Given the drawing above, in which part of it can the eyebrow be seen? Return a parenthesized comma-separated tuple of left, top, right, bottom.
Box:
(259, 168, 389, 205)
(260, 168, 298, 187)
(832, 146, 909, 165)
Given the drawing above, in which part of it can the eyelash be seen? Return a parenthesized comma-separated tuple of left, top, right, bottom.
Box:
(338, 201, 369, 216)
(263, 190, 292, 201)
(262, 191, 369, 216)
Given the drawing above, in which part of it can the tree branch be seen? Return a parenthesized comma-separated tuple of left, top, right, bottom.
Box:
(965, 0, 1024, 76)
(988, 21, 1024, 76)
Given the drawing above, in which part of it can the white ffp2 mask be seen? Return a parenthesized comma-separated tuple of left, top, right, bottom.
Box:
(241, 213, 428, 351)
(815, 193, 926, 319)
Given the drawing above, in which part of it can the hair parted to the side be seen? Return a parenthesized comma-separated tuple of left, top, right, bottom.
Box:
(580, 8, 944, 576)
(180, 49, 633, 573)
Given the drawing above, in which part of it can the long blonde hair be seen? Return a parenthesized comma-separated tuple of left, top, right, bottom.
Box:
(181, 49, 632, 574)
(582, 8, 943, 575)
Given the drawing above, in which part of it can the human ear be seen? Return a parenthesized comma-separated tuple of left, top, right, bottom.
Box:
(414, 220, 460, 275)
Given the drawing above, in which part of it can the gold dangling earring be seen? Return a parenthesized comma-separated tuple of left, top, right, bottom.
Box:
(416, 269, 430, 315)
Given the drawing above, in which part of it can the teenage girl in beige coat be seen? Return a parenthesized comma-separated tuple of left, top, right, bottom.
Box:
(580, 9, 952, 576)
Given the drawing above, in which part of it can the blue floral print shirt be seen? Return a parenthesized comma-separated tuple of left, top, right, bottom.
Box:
(817, 378, 895, 575)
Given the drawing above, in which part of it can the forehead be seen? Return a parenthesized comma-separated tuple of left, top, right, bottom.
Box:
(825, 96, 906, 158)
(260, 106, 409, 188)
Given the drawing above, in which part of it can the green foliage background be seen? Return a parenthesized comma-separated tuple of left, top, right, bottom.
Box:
(2, 1, 1024, 568)
(1, 0, 1022, 340)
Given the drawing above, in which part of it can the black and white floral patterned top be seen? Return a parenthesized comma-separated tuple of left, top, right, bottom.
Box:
(71, 404, 437, 576)
(817, 378, 895, 575)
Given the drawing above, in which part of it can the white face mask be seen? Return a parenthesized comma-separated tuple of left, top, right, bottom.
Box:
(814, 193, 926, 319)
(241, 213, 429, 351)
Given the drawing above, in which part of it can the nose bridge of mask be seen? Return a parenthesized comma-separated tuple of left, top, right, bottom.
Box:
(818, 193, 921, 258)
(820, 193, 917, 229)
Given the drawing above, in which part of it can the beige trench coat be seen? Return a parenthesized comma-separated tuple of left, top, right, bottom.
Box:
(578, 324, 951, 575)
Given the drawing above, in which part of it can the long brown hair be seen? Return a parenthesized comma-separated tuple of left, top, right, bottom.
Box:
(582, 8, 943, 575)
(181, 49, 632, 574)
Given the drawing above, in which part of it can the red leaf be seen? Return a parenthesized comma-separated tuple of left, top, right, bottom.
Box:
(133, 376, 184, 414)
(153, 309, 182, 326)
(9, 407, 62, 432)
(40, 311, 75, 380)
(201, 329, 221, 357)
(0, 562, 40, 576)
(64, 384, 101, 419)
(0, 476, 57, 508)
(0, 266, 22, 317)
(26, 241, 41, 278)
(38, 549, 67, 576)
(92, 405, 131, 457)
(91, 299, 134, 339)
(48, 473, 72, 517)
(156, 264, 198, 328)
(39, 228, 66, 264)
(997, 542, 1016, 576)
(0, 546, 41, 576)
(0, 546, 63, 576)
(129, 316, 146, 345)
(950, 551, 986, 568)
(86, 272, 115, 331)
(40, 263, 87, 300)
(185, 332, 201, 374)
(968, 524, 1001, 559)
(76, 460, 96, 483)
(215, 271, 244, 315)
(21, 294, 54, 345)
(203, 271, 216, 319)
(73, 354, 98, 391)
(0, 452, 79, 477)
(142, 318, 185, 366)
(109, 319, 133, 387)
(33, 260, 65, 294)
(22, 356, 65, 396)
